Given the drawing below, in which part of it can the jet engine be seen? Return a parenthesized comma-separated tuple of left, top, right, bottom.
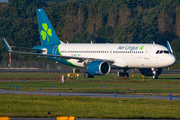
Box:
(86, 61, 111, 76)
(138, 68, 163, 79)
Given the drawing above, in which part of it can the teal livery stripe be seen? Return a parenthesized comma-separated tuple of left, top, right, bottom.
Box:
(58, 44, 80, 68)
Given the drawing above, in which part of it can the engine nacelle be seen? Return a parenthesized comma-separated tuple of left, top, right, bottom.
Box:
(139, 68, 163, 76)
(86, 61, 111, 76)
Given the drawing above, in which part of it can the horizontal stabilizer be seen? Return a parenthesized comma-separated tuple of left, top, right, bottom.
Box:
(10, 46, 45, 52)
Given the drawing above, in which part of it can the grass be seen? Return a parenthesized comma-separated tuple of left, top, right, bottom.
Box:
(0, 72, 180, 118)
(0, 94, 180, 118)
(0, 72, 180, 94)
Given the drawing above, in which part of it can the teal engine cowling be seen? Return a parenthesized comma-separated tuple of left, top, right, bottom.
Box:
(138, 68, 163, 76)
(86, 61, 111, 76)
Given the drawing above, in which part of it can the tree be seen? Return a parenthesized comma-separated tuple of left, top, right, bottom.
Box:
(107, 4, 117, 28)
(76, 4, 85, 32)
(175, 7, 180, 39)
(72, 31, 94, 43)
(96, 26, 114, 43)
(118, 5, 131, 26)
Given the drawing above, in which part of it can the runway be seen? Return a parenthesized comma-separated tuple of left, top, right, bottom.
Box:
(0, 89, 179, 101)
(0, 69, 180, 74)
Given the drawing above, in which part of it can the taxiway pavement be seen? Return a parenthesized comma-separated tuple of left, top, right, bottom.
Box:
(0, 89, 179, 101)
(0, 69, 180, 74)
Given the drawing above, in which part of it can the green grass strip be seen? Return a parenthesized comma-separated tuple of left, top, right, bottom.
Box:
(0, 94, 180, 118)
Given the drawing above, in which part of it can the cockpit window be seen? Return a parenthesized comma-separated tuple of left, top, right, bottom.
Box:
(156, 50, 159, 54)
(156, 50, 170, 54)
(164, 51, 169, 54)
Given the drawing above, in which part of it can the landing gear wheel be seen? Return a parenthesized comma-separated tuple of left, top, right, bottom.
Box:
(119, 72, 129, 79)
(153, 75, 158, 79)
(119, 72, 125, 77)
(84, 72, 94, 78)
(84, 72, 89, 78)
(125, 73, 129, 78)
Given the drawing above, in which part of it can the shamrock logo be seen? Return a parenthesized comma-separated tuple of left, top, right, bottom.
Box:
(139, 46, 144, 50)
(40, 23, 52, 42)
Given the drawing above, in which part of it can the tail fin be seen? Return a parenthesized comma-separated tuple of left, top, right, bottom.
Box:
(36, 9, 63, 45)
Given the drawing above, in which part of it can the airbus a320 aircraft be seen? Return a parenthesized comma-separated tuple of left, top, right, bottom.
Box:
(3, 9, 176, 79)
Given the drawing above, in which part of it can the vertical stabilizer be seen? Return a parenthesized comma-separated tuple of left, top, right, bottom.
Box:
(36, 9, 63, 45)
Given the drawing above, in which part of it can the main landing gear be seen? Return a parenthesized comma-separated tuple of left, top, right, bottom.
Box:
(84, 72, 94, 78)
(119, 72, 129, 78)
(119, 69, 129, 78)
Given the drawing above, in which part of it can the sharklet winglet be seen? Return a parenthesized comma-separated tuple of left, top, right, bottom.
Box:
(167, 40, 173, 53)
(3, 38, 12, 51)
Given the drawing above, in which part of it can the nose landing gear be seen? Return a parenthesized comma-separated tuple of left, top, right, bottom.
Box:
(151, 68, 158, 79)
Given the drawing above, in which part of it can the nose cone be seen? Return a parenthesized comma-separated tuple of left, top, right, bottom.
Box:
(167, 54, 176, 66)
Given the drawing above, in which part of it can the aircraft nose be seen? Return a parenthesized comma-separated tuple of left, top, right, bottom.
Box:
(167, 54, 176, 66)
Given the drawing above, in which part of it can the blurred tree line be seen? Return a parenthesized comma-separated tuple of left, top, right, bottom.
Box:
(0, 0, 180, 69)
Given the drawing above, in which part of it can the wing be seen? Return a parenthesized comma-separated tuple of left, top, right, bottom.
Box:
(3, 38, 114, 64)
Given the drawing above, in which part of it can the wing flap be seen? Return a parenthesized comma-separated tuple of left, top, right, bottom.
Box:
(10, 50, 114, 63)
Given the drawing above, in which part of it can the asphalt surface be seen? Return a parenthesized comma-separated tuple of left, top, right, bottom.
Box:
(0, 89, 179, 101)
(0, 69, 180, 74)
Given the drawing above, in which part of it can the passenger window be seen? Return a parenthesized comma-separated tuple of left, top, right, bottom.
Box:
(160, 51, 163, 54)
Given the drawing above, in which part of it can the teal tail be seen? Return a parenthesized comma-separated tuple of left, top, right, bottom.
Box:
(36, 9, 63, 45)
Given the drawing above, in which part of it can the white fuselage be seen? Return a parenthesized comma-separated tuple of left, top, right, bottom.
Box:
(57, 43, 176, 69)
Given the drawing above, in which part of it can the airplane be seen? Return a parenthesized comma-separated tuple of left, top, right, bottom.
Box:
(3, 9, 176, 79)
